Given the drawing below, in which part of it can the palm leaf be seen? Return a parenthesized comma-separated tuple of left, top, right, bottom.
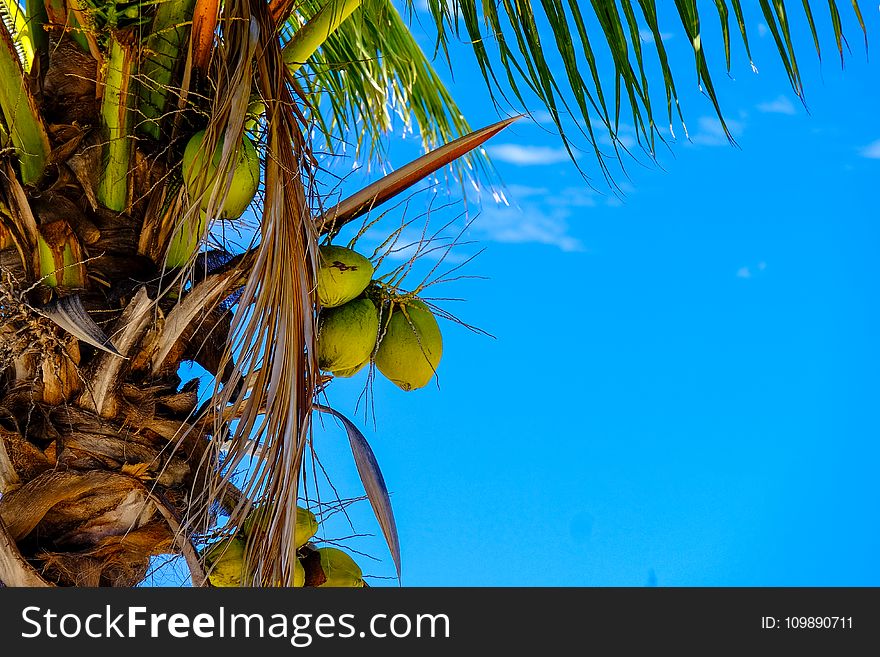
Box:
(408, 0, 864, 166)
(0, 0, 32, 70)
(315, 403, 401, 580)
(137, 0, 198, 139)
(286, 0, 483, 171)
(318, 115, 521, 236)
(188, 0, 319, 589)
(37, 294, 121, 356)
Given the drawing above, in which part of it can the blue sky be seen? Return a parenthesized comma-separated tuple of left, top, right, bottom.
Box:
(298, 2, 880, 587)
(152, 3, 879, 587)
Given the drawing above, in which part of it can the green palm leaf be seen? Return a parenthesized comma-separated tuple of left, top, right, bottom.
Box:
(405, 0, 863, 172)
(286, 0, 478, 166)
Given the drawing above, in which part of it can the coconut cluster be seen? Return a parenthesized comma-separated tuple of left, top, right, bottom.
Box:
(201, 504, 365, 588)
(316, 245, 443, 391)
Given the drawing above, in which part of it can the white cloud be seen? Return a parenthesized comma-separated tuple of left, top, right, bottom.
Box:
(638, 28, 674, 43)
(527, 110, 556, 125)
(690, 116, 745, 146)
(503, 184, 550, 199)
(756, 95, 797, 115)
(859, 139, 880, 159)
(737, 262, 767, 279)
(475, 204, 584, 252)
(546, 186, 598, 208)
(487, 143, 572, 166)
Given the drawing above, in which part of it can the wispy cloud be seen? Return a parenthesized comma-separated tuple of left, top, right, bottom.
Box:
(737, 261, 767, 279)
(756, 95, 797, 115)
(472, 179, 627, 251)
(475, 204, 585, 252)
(546, 186, 598, 208)
(503, 184, 550, 199)
(757, 23, 769, 38)
(859, 139, 880, 159)
(487, 143, 572, 166)
(526, 110, 556, 125)
(691, 116, 746, 147)
(638, 28, 674, 43)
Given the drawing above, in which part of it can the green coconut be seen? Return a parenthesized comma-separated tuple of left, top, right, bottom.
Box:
(182, 129, 260, 219)
(318, 297, 379, 373)
(241, 504, 318, 549)
(203, 537, 247, 587)
(316, 547, 364, 587)
(331, 359, 370, 378)
(316, 245, 374, 308)
(375, 299, 443, 391)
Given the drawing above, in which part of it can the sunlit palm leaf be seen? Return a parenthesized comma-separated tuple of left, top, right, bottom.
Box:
(0, 0, 32, 69)
(286, 0, 480, 168)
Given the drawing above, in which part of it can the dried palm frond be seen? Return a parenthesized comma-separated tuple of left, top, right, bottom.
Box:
(177, 0, 319, 587)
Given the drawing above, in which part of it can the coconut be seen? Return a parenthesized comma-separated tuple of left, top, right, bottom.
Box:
(240, 504, 318, 549)
(182, 129, 260, 219)
(375, 299, 443, 391)
(317, 297, 379, 373)
(331, 359, 370, 378)
(202, 537, 247, 587)
(316, 547, 364, 587)
(316, 245, 373, 308)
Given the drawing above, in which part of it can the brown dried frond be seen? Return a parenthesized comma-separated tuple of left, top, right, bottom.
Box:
(177, 0, 320, 588)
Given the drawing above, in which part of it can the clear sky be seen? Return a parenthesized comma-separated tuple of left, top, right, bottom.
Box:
(301, 2, 880, 588)
(153, 3, 879, 588)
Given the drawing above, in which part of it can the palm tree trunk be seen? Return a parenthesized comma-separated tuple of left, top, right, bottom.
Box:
(0, 22, 235, 585)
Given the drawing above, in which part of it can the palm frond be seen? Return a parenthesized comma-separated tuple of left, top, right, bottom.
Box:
(184, 0, 319, 588)
(407, 0, 865, 181)
(315, 404, 400, 580)
(137, 0, 198, 140)
(286, 0, 483, 172)
(318, 115, 520, 237)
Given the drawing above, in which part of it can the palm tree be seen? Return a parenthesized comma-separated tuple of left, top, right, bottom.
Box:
(0, 0, 866, 587)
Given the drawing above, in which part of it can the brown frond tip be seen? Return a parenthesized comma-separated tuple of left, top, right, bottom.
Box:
(191, 0, 221, 74)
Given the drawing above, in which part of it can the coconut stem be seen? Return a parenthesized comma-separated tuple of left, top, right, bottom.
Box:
(138, 0, 198, 140)
(97, 34, 134, 213)
(0, 0, 33, 70)
(281, 0, 363, 73)
(0, 18, 49, 185)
